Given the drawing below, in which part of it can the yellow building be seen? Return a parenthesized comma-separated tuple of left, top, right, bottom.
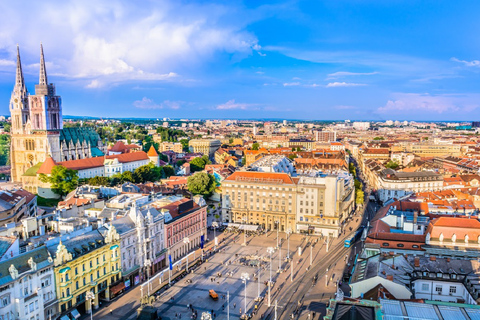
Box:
(404, 143, 462, 157)
(48, 227, 121, 317)
(188, 139, 222, 158)
(160, 141, 183, 153)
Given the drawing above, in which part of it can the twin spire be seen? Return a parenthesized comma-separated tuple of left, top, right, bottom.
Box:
(14, 44, 49, 93)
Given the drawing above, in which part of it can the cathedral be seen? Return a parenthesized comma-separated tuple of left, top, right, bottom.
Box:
(10, 45, 106, 184)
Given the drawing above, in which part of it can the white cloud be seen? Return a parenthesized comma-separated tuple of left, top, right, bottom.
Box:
(326, 82, 366, 87)
(0, 0, 259, 86)
(327, 71, 378, 79)
(133, 97, 183, 109)
(377, 93, 480, 114)
(133, 97, 162, 109)
(86, 80, 102, 89)
(216, 99, 252, 110)
(451, 57, 480, 67)
(283, 82, 300, 87)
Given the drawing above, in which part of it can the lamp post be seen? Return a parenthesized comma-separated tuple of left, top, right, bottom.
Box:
(86, 290, 95, 320)
(242, 216, 247, 246)
(183, 237, 190, 272)
(241, 272, 250, 318)
(227, 291, 230, 320)
(310, 241, 313, 266)
(267, 246, 275, 307)
(212, 221, 218, 248)
(275, 220, 279, 248)
(144, 259, 152, 297)
(257, 267, 261, 300)
(286, 228, 292, 260)
(278, 242, 282, 272)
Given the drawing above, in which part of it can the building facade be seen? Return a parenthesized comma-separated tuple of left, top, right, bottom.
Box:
(0, 246, 55, 320)
(188, 139, 221, 158)
(10, 45, 105, 183)
(47, 227, 121, 318)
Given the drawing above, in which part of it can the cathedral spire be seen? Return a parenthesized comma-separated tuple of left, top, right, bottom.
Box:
(14, 45, 25, 91)
(39, 43, 48, 86)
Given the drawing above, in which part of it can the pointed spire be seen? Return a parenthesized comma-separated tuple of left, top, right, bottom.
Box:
(39, 43, 48, 86)
(14, 44, 25, 91)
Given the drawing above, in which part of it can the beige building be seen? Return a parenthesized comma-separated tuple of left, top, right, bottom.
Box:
(160, 141, 183, 153)
(188, 139, 221, 158)
(404, 142, 462, 157)
(221, 171, 355, 236)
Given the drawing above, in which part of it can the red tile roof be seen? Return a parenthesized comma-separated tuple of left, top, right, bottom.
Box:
(37, 157, 57, 174)
(224, 171, 295, 184)
(147, 146, 158, 157)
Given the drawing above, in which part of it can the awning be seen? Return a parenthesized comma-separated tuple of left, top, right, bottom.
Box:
(59, 267, 71, 274)
(70, 309, 81, 319)
(110, 282, 126, 295)
(60, 315, 70, 320)
(238, 224, 260, 231)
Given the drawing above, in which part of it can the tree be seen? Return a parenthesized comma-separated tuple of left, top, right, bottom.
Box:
(142, 135, 159, 154)
(241, 157, 246, 166)
(180, 139, 190, 152)
(296, 147, 301, 152)
(356, 189, 365, 205)
(89, 176, 110, 186)
(252, 142, 260, 150)
(121, 171, 135, 183)
(373, 136, 384, 140)
(162, 165, 175, 178)
(187, 172, 216, 196)
(39, 165, 79, 198)
(385, 160, 399, 170)
(176, 159, 186, 167)
(134, 163, 162, 183)
(288, 154, 297, 160)
(190, 155, 211, 172)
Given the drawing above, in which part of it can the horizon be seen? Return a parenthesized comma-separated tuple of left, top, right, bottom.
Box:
(1, 1, 480, 121)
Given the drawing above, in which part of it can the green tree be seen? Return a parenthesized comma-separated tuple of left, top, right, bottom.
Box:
(121, 171, 135, 183)
(39, 165, 79, 198)
(162, 165, 175, 178)
(88, 176, 110, 186)
(180, 139, 190, 152)
(187, 172, 216, 196)
(288, 154, 297, 160)
(385, 160, 399, 170)
(134, 163, 162, 183)
(356, 189, 365, 205)
(373, 136, 384, 140)
(176, 159, 187, 167)
(252, 142, 260, 150)
(142, 135, 159, 153)
(296, 147, 301, 152)
(190, 155, 211, 172)
(241, 157, 246, 166)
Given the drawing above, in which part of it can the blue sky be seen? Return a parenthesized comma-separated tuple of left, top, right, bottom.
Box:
(0, 0, 480, 121)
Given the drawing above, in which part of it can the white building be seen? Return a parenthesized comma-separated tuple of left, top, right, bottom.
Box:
(0, 246, 56, 320)
(249, 155, 295, 174)
(107, 204, 165, 289)
(352, 121, 370, 131)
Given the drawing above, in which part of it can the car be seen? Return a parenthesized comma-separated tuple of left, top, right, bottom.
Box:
(209, 289, 219, 300)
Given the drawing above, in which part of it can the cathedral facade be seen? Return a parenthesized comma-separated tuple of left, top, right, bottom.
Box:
(10, 45, 105, 184)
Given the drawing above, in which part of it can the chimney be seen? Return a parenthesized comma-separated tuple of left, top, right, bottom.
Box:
(386, 275, 394, 281)
(447, 257, 450, 262)
(414, 257, 420, 267)
(430, 256, 436, 261)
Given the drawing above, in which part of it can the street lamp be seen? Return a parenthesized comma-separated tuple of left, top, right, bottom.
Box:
(267, 246, 275, 307)
(241, 272, 250, 318)
(183, 237, 190, 272)
(278, 242, 282, 272)
(242, 216, 248, 246)
(144, 259, 152, 297)
(86, 290, 95, 320)
(275, 221, 279, 248)
(212, 221, 219, 248)
(286, 228, 292, 260)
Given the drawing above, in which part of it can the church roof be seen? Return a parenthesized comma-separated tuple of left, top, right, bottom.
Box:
(37, 157, 57, 175)
(60, 127, 101, 148)
(91, 147, 104, 157)
(23, 162, 43, 177)
(110, 141, 128, 153)
(147, 145, 158, 157)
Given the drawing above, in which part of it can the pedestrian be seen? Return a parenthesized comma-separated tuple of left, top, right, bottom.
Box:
(175, 313, 178, 318)
(180, 314, 182, 319)
(234, 303, 236, 309)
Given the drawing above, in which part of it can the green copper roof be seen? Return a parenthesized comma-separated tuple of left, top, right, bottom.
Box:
(60, 127, 101, 148)
(23, 162, 43, 176)
(91, 147, 104, 157)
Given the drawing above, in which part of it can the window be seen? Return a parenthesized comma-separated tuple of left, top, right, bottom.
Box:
(397, 244, 404, 247)
(449, 286, 457, 294)
(382, 243, 390, 247)
(421, 283, 429, 291)
(435, 286, 442, 294)
(0, 294, 10, 307)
